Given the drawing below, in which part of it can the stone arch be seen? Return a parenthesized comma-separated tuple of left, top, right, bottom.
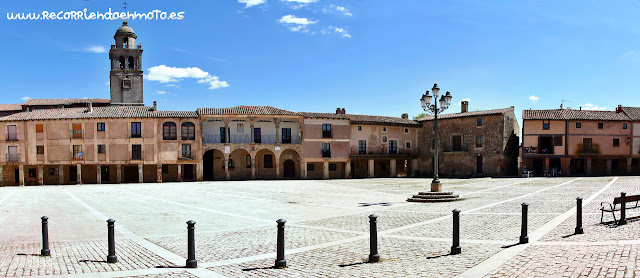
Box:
(118, 56, 125, 69)
(229, 148, 251, 180)
(128, 56, 135, 69)
(162, 121, 177, 140)
(203, 149, 225, 181)
(256, 148, 276, 179)
(279, 149, 300, 179)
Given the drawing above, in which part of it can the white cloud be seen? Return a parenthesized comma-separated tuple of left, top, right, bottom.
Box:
(321, 26, 351, 38)
(528, 95, 539, 102)
(155, 91, 169, 95)
(581, 103, 607, 110)
(282, 0, 318, 3)
(278, 15, 317, 25)
(238, 0, 266, 8)
(323, 5, 352, 16)
(462, 98, 471, 102)
(21, 96, 31, 101)
(145, 65, 230, 90)
(85, 46, 107, 53)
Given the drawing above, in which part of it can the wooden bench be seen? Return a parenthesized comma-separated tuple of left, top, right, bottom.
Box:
(600, 194, 640, 223)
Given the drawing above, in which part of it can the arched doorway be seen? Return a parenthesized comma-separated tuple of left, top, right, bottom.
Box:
(229, 149, 251, 180)
(203, 149, 225, 181)
(256, 149, 277, 179)
(283, 160, 295, 178)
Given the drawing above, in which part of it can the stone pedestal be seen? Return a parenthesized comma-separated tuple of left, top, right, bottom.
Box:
(431, 182, 442, 192)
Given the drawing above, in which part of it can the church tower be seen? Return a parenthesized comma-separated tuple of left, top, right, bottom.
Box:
(109, 21, 143, 105)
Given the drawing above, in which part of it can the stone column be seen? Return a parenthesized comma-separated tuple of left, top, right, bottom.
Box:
(0, 166, 4, 186)
(390, 159, 397, 177)
(178, 164, 184, 182)
(628, 158, 633, 174)
(586, 158, 592, 176)
(368, 159, 375, 178)
(97, 165, 102, 184)
(59, 165, 64, 185)
(116, 165, 122, 184)
(224, 155, 230, 180)
(323, 161, 329, 179)
(138, 164, 143, 183)
(157, 164, 163, 183)
(606, 159, 612, 175)
(411, 159, 418, 177)
(250, 124, 255, 143)
(18, 165, 24, 186)
(275, 155, 281, 179)
(544, 158, 550, 172)
(251, 155, 256, 179)
(37, 165, 43, 185)
(76, 164, 82, 185)
(301, 160, 307, 179)
(196, 162, 203, 181)
(275, 120, 281, 144)
(345, 160, 351, 178)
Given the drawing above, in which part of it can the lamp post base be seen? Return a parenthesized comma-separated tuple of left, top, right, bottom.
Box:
(431, 181, 442, 192)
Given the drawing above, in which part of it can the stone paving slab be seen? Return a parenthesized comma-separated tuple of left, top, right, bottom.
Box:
(541, 214, 640, 242)
(119, 270, 198, 278)
(298, 210, 449, 233)
(208, 237, 503, 278)
(0, 240, 173, 277)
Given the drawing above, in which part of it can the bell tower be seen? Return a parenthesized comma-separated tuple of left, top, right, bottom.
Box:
(109, 21, 143, 105)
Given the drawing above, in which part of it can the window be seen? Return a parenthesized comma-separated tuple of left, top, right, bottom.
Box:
(576, 122, 581, 129)
(98, 144, 106, 154)
(28, 168, 36, 178)
(583, 138, 593, 152)
(246, 155, 251, 168)
(162, 165, 169, 173)
(7, 146, 17, 162)
(237, 123, 244, 133)
(357, 126, 361, 131)
(404, 128, 409, 134)
(307, 163, 315, 171)
(406, 142, 411, 149)
(132, 144, 142, 160)
(253, 128, 261, 143)
(477, 118, 483, 126)
(49, 167, 58, 176)
(382, 127, 387, 132)
(119, 56, 125, 69)
(73, 145, 83, 160)
(72, 124, 82, 139)
(182, 144, 191, 157)
(598, 123, 604, 129)
(542, 120, 550, 130)
(220, 127, 227, 143)
(228, 159, 235, 169)
(128, 56, 135, 69)
(358, 140, 367, 154)
(613, 138, 620, 147)
(322, 124, 332, 138)
(36, 124, 43, 133)
(36, 145, 44, 155)
(264, 154, 273, 168)
(452, 135, 462, 151)
(554, 136, 563, 146)
(322, 143, 331, 157)
(329, 164, 337, 171)
(282, 128, 292, 144)
(163, 122, 177, 140)
(181, 122, 195, 140)
(623, 123, 628, 129)
(122, 80, 131, 89)
(131, 122, 141, 138)
(476, 135, 483, 148)
(389, 140, 398, 154)
(97, 122, 105, 132)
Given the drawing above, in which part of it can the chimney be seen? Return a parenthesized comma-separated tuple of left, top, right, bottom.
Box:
(616, 105, 623, 113)
(88, 102, 93, 113)
(401, 113, 408, 119)
(153, 101, 157, 111)
(341, 108, 346, 114)
(461, 101, 469, 113)
(336, 108, 341, 114)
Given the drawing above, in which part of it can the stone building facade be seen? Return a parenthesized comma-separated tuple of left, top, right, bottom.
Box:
(417, 103, 520, 178)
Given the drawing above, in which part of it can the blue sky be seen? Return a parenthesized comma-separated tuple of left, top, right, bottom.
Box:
(2, 0, 640, 124)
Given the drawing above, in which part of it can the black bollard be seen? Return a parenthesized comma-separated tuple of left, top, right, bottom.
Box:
(619, 192, 627, 225)
(106, 219, 117, 263)
(451, 209, 461, 254)
(368, 214, 380, 262)
(519, 203, 529, 244)
(575, 197, 584, 234)
(186, 220, 197, 268)
(40, 216, 50, 256)
(275, 219, 287, 269)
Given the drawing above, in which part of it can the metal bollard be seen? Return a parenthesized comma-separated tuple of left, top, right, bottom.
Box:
(186, 220, 197, 268)
(519, 203, 529, 244)
(368, 214, 380, 262)
(451, 209, 461, 254)
(40, 216, 50, 256)
(106, 219, 117, 263)
(575, 197, 584, 234)
(275, 219, 287, 269)
(619, 192, 627, 225)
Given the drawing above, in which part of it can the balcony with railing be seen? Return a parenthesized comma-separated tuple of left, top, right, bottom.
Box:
(322, 150, 332, 158)
(442, 142, 469, 153)
(578, 144, 599, 154)
(204, 134, 301, 144)
(72, 152, 83, 161)
(6, 133, 18, 141)
(6, 153, 18, 162)
(350, 145, 417, 156)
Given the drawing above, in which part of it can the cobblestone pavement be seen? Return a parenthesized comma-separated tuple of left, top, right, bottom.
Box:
(2, 176, 640, 277)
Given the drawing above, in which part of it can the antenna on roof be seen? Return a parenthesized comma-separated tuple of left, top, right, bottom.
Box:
(561, 99, 571, 109)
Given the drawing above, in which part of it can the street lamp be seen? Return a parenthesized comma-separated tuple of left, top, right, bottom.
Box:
(420, 83, 452, 192)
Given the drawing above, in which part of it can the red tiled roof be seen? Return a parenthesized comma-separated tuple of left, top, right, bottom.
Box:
(25, 98, 110, 106)
(197, 106, 300, 116)
(344, 114, 419, 126)
(621, 107, 640, 121)
(0, 106, 197, 121)
(0, 104, 23, 111)
(522, 109, 629, 121)
(417, 107, 515, 121)
(300, 112, 348, 119)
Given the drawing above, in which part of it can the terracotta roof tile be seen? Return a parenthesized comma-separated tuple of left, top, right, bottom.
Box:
(300, 112, 348, 119)
(0, 106, 197, 121)
(522, 109, 629, 121)
(0, 104, 23, 111)
(197, 106, 300, 116)
(417, 107, 515, 121)
(25, 98, 110, 106)
(344, 114, 419, 126)
(621, 107, 640, 121)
